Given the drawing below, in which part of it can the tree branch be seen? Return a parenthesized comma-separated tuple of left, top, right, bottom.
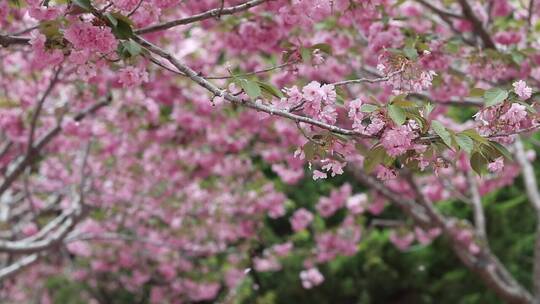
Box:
(415, 0, 476, 47)
(0, 35, 30, 48)
(467, 170, 487, 240)
(352, 167, 533, 304)
(415, 0, 463, 19)
(0, 254, 38, 281)
(0, 98, 110, 197)
(205, 62, 293, 80)
(514, 137, 540, 299)
(331, 67, 405, 87)
(134, 35, 376, 138)
(27, 65, 63, 158)
(457, 0, 496, 49)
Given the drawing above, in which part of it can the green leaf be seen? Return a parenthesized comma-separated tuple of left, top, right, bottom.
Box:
(388, 104, 406, 125)
(416, 42, 429, 52)
(412, 115, 425, 130)
(364, 145, 387, 174)
(105, 13, 118, 27)
(461, 129, 489, 144)
(392, 99, 416, 108)
(403, 47, 418, 60)
(331, 133, 350, 142)
(391, 94, 408, 103)
(456, 134, 474, 154)
(423, 103, 434, 117)
(301, 47, 312, 62)
(469, 88, 485, 97)
(311, 43, 332, 55)
(303, 142, 317, 160)
(72, 0, 92, 11)
(111, 12, 134, 26)
(257, 81, 284, 98)
(8, 0, 22, 8)
(431, 120, 453, 148)
(489, 141, 513, 160)
(393, 0, 407, 7)
(360, 104, 379, 113)
(484, 88, 508, 107)
(122, 39, 141, 57)
(511, 51, 525, 64)
(238, 79, 261, 99)
(109, 13, 134, 39)
(516, 100, 537, 113)
(282, 50, 292, 63)
(485, 49, 502, 59)
(445, 40, 460, 54)
(470, 152, 488, 175)
(336, 94, 345, 105)
(39, 20, 62, 39)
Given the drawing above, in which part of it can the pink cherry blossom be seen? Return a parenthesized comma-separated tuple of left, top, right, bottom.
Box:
(488, 157, 505, 173)
(346, 193, 368, 214)
(513, 80, 532, 100)
(290, 208, 314, 232)
(381, 126, 417, 157)
(118, 66, 150, 88)
(300, 268, 324, 289)
(64, 21, 118, 54)
(390, 231, 415, 251)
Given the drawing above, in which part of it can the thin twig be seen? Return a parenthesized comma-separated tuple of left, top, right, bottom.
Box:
(457, 0, 496, 49)
(134, 35, 375, 138)
(10, 25, 39, 36)
(205, 62, 292, 79)
(528, 0, 535, 30)
(78, 140, 92, 207)
(415, 0, 463, 19)
(27, 65, 63, 157)
(331, 67, 404, 87)
(127, 0, 144, 17)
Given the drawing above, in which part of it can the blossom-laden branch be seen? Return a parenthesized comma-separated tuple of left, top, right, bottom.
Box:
(133, 35, 375, 138)
(135, 0, 269, 35)
(135, 34, 540, 169)
(0, 0, 269, 48)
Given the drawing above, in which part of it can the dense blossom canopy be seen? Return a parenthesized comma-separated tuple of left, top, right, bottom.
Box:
(1, 0, 540, 303)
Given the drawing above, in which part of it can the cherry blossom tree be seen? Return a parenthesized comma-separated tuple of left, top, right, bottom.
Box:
(1, 0, 540, 302)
